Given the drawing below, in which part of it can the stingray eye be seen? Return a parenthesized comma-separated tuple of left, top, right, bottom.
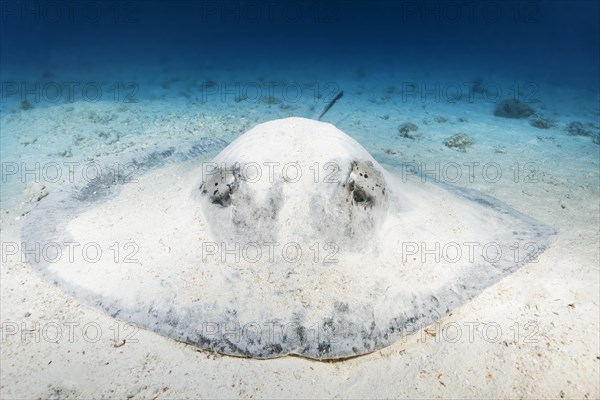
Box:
(211, 179, 239, 207)
(211, 186, 232, 207)
(352, 185, 369, 204)
(344, 160, 382, 209)
(201, 166, 240, 207)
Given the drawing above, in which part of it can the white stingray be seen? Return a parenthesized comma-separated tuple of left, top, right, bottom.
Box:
(22, 117, 556, 359)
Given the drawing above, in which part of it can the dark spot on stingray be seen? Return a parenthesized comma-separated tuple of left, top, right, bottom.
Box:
(334, 301, 349, 313)
(212, 195, 231, 207)
(296, 326, 306, 342)
(74, 171, 121, 202)
(318, 342, 331, 354)
(323, 318, 334, 330)
(266, 343, 283, 354)
(474, 197, 495, 208)
(184, 138, 229, 158)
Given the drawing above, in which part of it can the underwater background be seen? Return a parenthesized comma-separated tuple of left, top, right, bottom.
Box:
(2, 0, 599, 83)
(1, 1, 599, 398)
(2, 1, 599, 102)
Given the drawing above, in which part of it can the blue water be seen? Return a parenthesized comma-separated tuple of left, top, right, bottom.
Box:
(2, 1, 598, 89)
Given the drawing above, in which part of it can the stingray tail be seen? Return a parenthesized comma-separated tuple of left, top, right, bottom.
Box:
(316, 90, 344, 121)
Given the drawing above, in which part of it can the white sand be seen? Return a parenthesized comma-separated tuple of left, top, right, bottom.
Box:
(1, 73, 598, 398)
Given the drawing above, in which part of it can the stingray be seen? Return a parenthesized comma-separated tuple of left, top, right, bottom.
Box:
(21, 117, 556, 359)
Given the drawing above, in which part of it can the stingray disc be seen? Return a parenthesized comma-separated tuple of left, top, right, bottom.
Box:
(22, 117, 556, 359)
